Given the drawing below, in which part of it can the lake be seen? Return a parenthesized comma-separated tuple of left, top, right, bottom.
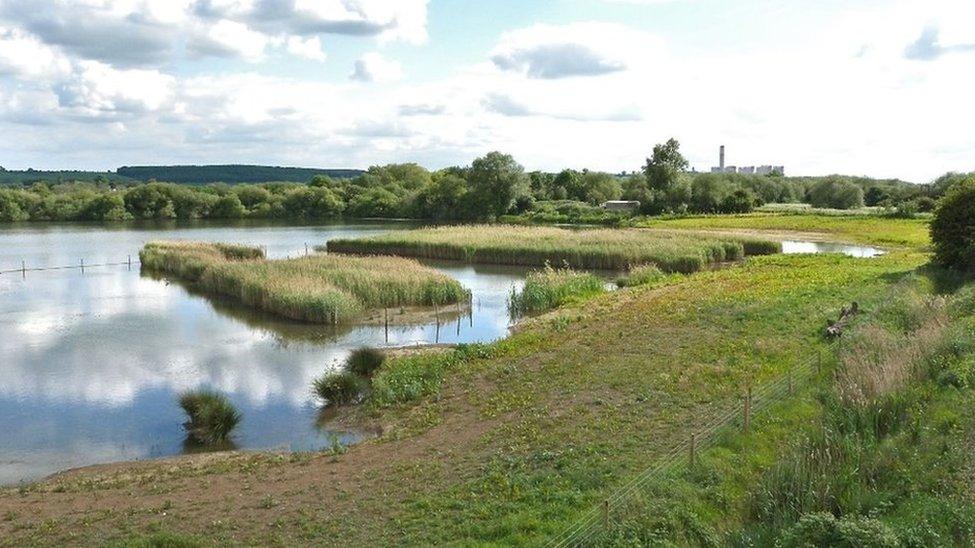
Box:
(0, 221, 884, 485)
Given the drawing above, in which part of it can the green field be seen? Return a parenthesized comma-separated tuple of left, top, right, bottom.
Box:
(140, 241, 468, 323)
(327, 224, 781, 273)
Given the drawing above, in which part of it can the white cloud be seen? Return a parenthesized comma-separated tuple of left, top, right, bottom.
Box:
(350, 52, 403, 82)
(490, 22, 662, 79)
(286, 36, 327, 62)
(188, 19, 269, 61)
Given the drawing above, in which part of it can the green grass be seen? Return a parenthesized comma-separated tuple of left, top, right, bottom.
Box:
(313, 371, 368, 406)
(638, 212, 930, 249)
(140, 241, 468, 323)
(615, 263, 668, 288)
(327, 224, 781, 273)
(509, 264, 605, 315)
(178, 390, 242, 445)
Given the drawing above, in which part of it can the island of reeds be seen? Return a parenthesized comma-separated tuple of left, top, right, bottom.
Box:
(139, 241, 468, 323)
(326, 225, 781, 273)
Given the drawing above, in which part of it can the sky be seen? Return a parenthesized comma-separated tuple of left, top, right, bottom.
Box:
(0, 0, 972, 183)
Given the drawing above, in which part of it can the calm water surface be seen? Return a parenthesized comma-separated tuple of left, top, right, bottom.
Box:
(0, 222, 884, 484)
(0, 221, 530, 485)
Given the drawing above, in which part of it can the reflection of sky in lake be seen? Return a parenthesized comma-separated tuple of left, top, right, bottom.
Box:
(0, 221, 526, 484)
(781, 240, 884, 258)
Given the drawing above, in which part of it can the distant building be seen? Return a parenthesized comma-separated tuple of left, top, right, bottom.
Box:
(710, 146, 784, 175)
(601, 200, 640, 212)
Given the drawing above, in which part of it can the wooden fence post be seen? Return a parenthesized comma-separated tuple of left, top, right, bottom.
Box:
(128, 254, 132, 270)
(602, 499, 609, 528)
(384, 307, 389, 344)
(22, 260, 26, 279)
(80, 258, 84, 274)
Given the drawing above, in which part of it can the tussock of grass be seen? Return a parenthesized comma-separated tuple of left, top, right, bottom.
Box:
(510, 264, 604, 315)
(178, 389, 242, 445)
(346, 347, 386, 377)
(616, 264, 668, 288)
(327, 225, 780, 273)
(140, 241, 468, 323)
(314, 371, 368, 406)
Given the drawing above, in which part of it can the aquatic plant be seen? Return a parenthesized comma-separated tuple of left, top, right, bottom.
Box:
(140, 241, 468, 324)
(178, 389, 242, 445)
(313, 371, 368, 406)
(327, 225, 780, 273)
(510, 264, 605, 315)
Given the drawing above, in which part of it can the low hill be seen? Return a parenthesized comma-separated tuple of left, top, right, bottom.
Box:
(0, 170, 135, 185)
(116, 165, 364, 184)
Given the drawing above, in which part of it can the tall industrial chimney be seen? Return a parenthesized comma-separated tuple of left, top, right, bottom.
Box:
(719, 145, 725, 170)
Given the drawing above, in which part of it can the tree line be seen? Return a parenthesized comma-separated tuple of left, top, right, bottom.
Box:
(0, 141, 961, 223)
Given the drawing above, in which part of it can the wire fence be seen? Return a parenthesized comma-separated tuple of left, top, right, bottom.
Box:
(547, 348, 830, 547)
(0, 255, 140, 277)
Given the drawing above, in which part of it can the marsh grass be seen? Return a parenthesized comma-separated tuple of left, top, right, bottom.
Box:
(327, 225, 780, 273)
(140, 241, 468, 323)
(313, 371, 368, 406)
(178, 389, 242, 445)
(616, 264, 668, 288)
(345, 347, 386, 377)
(510, 264, 605, 315)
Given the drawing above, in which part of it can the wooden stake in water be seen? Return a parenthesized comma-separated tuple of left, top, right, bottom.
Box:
(128, 254, 132, 271)
(22, 260, 26, 279)
(384, 307, 389, 344)
(80, 258, 84, 274)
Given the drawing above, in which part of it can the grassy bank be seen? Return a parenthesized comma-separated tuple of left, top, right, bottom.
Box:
(638, 212, 930, 249)
(140, 241, 468, 323)
(327, 224, 781, 273)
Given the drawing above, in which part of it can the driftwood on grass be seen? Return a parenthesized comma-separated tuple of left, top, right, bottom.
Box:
(826, 302, 859, 338)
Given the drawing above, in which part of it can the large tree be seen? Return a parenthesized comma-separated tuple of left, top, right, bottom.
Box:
(467, 152, 528, 219)
(641, 138, 690, 213)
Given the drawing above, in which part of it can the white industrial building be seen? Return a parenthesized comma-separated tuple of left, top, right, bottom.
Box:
(710, 146, 784, 175)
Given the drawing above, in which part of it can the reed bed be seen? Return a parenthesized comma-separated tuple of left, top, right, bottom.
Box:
(140, 241, 467, 324)
(510, 265, 605, 315)
(327, 225, 781, 273)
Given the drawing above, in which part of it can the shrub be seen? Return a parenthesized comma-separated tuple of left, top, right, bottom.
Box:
(178, 389, 242, 444)
(778, 512, 899, 547)
(313, 371, 367, 405)
(931, 177, 975, 271)
(510, 264, 605, 314)
(345, 347, 386, 376)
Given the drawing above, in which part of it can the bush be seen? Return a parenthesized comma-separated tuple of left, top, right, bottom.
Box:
(345, 347, 386, 376)
(314, 371, 367, 405)
(178, 389, 242, 444)
(778, 512, 899, 547)
(808, 177, 865, 209)
(931, 177, 975, 271)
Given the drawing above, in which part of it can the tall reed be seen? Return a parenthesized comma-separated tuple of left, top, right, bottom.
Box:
(141, 241, 468, 323)
(510, 264, 605, 315)
(327, 225, 780, 273)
